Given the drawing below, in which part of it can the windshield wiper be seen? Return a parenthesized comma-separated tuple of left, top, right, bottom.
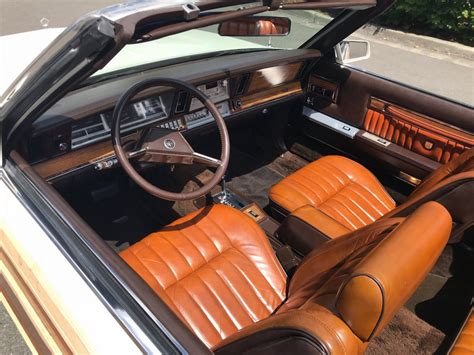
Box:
(77, 47, 277, 89)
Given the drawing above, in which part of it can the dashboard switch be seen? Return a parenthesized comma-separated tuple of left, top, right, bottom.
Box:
(58, 142, 68, 151)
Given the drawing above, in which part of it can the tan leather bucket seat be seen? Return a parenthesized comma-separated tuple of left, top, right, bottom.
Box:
(269, 148, 474, 238)
(121, 201, 451, 353)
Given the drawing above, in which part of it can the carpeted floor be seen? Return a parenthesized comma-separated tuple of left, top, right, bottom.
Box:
(366, 241, 474, 354)
(227, 149, 307, 208)
(367, 307, 445, 355)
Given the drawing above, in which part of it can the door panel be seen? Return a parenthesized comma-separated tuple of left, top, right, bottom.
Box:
(363, 98, 473, 164)
(302, 62, 474, 180)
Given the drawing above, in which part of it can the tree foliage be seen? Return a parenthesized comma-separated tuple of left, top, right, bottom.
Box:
(378, 0, 473, 45)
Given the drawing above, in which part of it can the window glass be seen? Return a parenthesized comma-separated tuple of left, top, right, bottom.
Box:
(343, 4, 473, 106)
(96, 8, 339, 77)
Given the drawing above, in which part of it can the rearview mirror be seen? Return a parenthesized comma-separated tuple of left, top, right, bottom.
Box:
(335, 40, 370, 64)
(218, 16, 291, 37)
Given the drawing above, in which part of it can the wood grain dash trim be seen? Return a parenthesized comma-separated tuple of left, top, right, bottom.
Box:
(246, 62, 302, 95)
(33, 133, 139, 179)
(238, 82, 302, 110)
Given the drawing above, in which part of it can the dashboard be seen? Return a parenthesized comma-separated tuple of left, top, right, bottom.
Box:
(29, 49, 320, 180)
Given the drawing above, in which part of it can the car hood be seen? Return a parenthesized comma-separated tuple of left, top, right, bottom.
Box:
(0, 27, 265, 97)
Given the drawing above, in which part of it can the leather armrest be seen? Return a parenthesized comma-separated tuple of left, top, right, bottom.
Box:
(276, 205, 350, 255)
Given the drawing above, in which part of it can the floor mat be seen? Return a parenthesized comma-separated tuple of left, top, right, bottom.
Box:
(366, 307, 445, 355)
(227, 149, 307, 208)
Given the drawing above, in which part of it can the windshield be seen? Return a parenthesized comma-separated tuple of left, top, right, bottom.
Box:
(94, 9, 336, 78)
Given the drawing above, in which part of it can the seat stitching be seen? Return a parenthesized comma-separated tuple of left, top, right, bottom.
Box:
(319, 159, 353, 182)
(205, 210, 285, 299)
(195, 272, 244, 330)
(208, 260, 260, 322)
(280, 179, 319, 205)
(314, 161, 348, 186)
(303, 310, 348, 355)
(220, 251, 275, 313)
(338, 187, 379, 221)
(318, 203, 359, 230)
(287, 174, 328, 204)
(345, 185, 385, 217)
(145, 239, 179, 283)
(205, 261, 257, 322)
(322, 158, 396, 207)
(305, 163, 347, 189)
(204, 214, 234, 247)
(161, 235, 194, 272)
(173, 283, 223, 341)
(178, 227, 212, 263)
(357, 183, 395, 211)
(194, 222, 226, 254)
(220, 211, 287, 298)
(126, 251, 167, 289)
(297, 169, 337, 194)
(327, 195, 368, 226)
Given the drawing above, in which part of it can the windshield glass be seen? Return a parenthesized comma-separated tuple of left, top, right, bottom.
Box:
(94, 9, 336, 77)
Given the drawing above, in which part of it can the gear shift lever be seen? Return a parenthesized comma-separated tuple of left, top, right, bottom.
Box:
(220, 175, 228, 199)
(213, 176, 249, 209)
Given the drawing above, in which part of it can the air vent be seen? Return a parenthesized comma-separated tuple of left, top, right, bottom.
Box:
(71, 96, 168, 150)
(175, 91, 188, 113)
(71, 115, 108, 149)
(236, 74, 250, 96)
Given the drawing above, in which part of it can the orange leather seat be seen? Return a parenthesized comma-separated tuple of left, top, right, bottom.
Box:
(121, 202, 451, 353)
(450, 308, 474, 355)
(269, 148, 474, 236)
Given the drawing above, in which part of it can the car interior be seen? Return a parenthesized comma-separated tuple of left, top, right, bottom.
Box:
(5, 1, 473, 353)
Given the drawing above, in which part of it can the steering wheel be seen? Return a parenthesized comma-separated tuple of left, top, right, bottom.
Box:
(111, 78, 230, 201)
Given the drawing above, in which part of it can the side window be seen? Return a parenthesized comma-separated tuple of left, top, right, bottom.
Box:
(338, 2, 473, 106)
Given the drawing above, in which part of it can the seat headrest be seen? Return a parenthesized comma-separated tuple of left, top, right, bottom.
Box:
(335, 201, 452, 341)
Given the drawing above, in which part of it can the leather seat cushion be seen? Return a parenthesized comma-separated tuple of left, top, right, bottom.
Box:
(120, 204, 287, 349)
(269, 156, 396, 231)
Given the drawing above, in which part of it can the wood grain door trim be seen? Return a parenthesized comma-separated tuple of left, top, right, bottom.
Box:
(1, 233, 74, 354)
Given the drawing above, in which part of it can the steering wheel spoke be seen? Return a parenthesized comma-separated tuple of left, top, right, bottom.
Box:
(126, 147, 147, 159)
(192, 152, 223, 168)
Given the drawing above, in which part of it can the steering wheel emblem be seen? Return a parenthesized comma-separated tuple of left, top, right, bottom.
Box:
(164, 138, 176, 150)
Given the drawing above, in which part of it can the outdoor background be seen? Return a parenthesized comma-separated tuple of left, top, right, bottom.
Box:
(0, 0, 473, 353)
